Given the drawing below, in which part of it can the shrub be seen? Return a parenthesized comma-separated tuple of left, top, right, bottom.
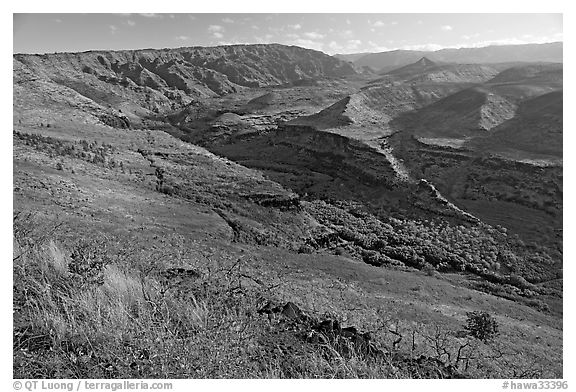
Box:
(422, 263, 437, 277)
(68, 237, 113, 287)
(463, 311, 499, 342)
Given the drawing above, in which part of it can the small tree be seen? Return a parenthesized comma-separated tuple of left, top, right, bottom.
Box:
(464, 311, 499, 342)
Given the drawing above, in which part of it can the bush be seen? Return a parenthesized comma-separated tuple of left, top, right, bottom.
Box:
(463, 311, 499, 342)
(422, 263, 437, 277)
(68, 237, 113, 287)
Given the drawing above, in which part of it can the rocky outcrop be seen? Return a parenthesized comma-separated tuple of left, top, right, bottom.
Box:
(257, 300, 464, 378)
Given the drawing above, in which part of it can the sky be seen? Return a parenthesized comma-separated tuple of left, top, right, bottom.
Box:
(13, 13, 563, 55)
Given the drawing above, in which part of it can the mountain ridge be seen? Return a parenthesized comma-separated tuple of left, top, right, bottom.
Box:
(339, 42, 562, 72)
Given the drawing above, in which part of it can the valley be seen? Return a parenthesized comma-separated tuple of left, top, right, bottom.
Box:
(13, 42, 563, 379)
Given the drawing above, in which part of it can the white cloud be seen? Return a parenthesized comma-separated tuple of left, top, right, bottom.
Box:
(368, 41, 392, 52)
(222, 17, 234, 24)
(251, 25, 260, 30)
(208, 25, 224, 33)
(391, 21, 399, 26)
(346, 19, 351, 25)
(291, 38, 324, 52)
(253, 34, 275, 43)
(340, 30, 354, 39)
(303, 31, 325, 40)
(396, 35, 563, 53)
(401, 43, 446, 51)
(465, 35, 563, 48)
(373, 21, 386, 27)
(175, 35, 190, 41)
(188, 15, 197, 21)
(213, 32, 224, 39)
(139, 13, 162, 18)
(289, 24, 302, 30)
(326, 39, 373, 55)
(126, 20, 136, 27)
(347, 40, 362, 49)
(109, 25, 118, 34)
(441, 25, 453, 31)
(54, 18, 62, 23)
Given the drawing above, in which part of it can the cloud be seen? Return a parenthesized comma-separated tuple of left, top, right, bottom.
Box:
(326, 39, 369, 55)
(289, 24, 302, 30)
(461, 33, 479, 40)
(126, 20, 136, 27)
(251, 25, 260, 30)
(465, 35, 563, 48)
(347, 39, 362, 49)
(54, 18, 62, 23)
(188, 15, 197, 21)
(109, 25, 118, 34)
(391, 21, 399, 26)
(222, 17, 234, 24)
(303, 31, 325, 40)
(441, 25, 453, 31)
(401, 43, 445, 51)
(254, 34, 275, 43)
(368, 41, 392, 52)
(291, 38, 324, 52)
(373, 20, 386, 27)
(395, 35, 563, 53)
(208, 25, 225, 39)
(208, 25, 224, 33)
(175, 35, 190, 41)
(340, 30, 354, 39)
(139, 13, 162, 18)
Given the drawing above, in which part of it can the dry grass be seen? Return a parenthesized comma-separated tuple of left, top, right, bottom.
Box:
(13, 213, 555, 379)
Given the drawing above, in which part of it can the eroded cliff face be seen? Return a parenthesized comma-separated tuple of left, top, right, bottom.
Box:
(14, 44, 356, 99)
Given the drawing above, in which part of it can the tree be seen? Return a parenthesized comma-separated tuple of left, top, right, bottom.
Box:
(463, 311, 499, 342)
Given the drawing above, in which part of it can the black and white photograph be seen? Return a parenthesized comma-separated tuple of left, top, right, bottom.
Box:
(10, 6, 568, 385)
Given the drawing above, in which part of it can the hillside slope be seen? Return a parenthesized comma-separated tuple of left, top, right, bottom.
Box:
(391, 87, 518, 139)
(469, 91, 562, 158)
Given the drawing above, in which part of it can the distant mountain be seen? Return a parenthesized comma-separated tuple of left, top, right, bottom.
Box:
(353, 50, 429, 72)
(333, 52, 374, 62)
(378, 57, 500, 84)
(386, 57, 439, 76)
(14, 43, 357, 99)
(346, 42, 562, 72)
